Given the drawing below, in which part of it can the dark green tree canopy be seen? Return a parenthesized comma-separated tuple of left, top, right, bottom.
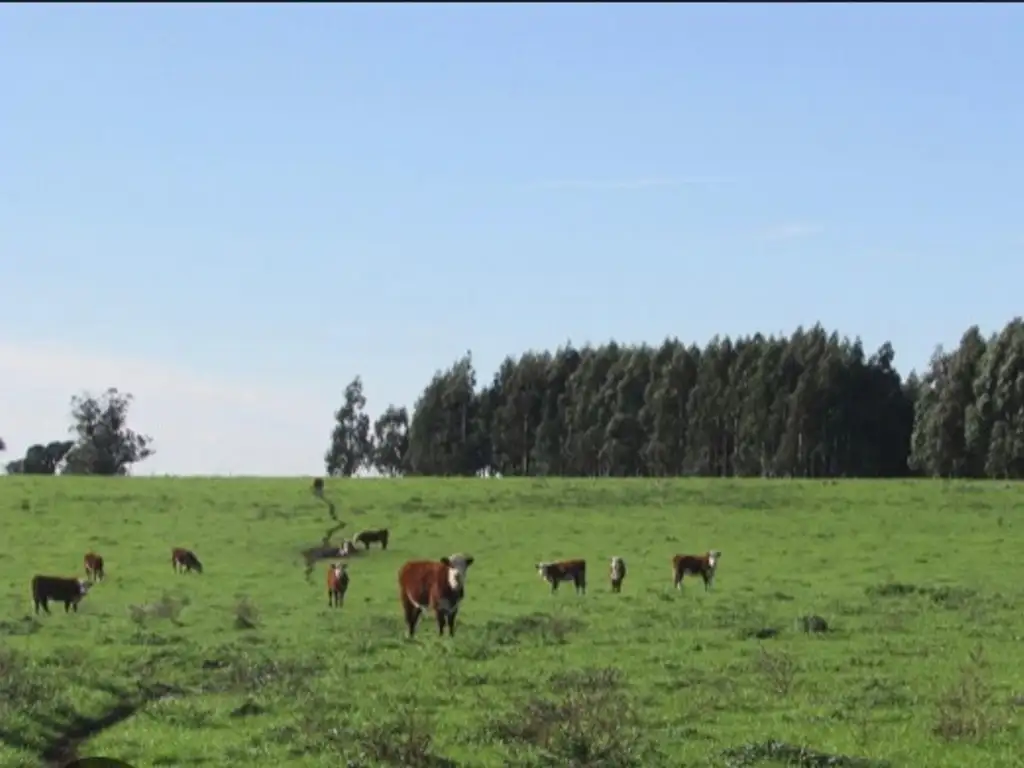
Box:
(324, 376, 374, 477)
(336, 317, 1024, 480)
(5, 388, 153, 476)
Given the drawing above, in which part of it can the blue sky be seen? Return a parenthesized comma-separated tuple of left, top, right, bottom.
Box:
(2, 4, 1021, 475)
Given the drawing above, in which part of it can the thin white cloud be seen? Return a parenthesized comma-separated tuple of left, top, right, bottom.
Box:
(529, 177, 735, 190)
(758, 223, 823, 242)
(0, 340, 330, 476)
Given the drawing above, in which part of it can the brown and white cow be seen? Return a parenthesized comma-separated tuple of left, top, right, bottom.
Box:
(536, 559, 587, 594)
(83, 552, 105, 582)
(353, 528, 389, 551)
(327, 562, 349, 607)
(32, 575, 92, 614)
(672, 550, 721, 591)
(398, 554, 475, 638)
(172, 547, 203, 574)
(609, 556, 626, 593)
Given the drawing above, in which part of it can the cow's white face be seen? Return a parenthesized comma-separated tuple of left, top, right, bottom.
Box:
(708, 550, 721, 569)
(536, 563, 549, 579)
(78, 579, 91, 594)
(447, 554, 474, 582)
(446, 566, 465, 592)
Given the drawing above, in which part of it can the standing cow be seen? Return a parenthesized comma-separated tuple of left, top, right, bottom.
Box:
(32, 575, 92, 614)
(398, 554, 475, 638)
(609, 556, 626, 593)
(84, 552, 105, 582)
(536, 559, 587, 594)
(672, 550, 722, 591)
(353, 528, 390, 551)
(327, 563, 349, 607)
(172, 547, 203, 574)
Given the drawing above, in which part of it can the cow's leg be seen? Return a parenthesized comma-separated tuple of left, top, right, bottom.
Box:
(327, 590, 333, 607)
(403, 597, 421, 638)
(448, 609, 458, 637)
(550, 580, 559, 593)
(436, 610, 446, 635)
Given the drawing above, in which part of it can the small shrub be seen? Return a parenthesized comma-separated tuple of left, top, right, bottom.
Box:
(480, 613, 583, 647)
(128, 593, 187, 627)
(486, 666, 659, 767)
(0, 649, 56, 714)
(234, 597, 260, 630)
(754, 643, 797, 696)
(866, 582, 918, 599)
(721, 739, 890, 767)
(798, 615, 830, 634)
(354, 705, 454, 767)
(213, 651, 321, 695)
(865, 582, 976, 610)
(933, 644, 1006, 742)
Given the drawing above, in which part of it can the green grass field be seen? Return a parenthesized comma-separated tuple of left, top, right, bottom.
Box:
(1, 478, 1021, 767)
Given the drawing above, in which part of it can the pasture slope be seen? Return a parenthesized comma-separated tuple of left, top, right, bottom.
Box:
(0, 478, 1021, 768)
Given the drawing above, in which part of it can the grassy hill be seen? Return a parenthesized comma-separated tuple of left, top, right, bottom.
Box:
(0, 477, 1021, 767)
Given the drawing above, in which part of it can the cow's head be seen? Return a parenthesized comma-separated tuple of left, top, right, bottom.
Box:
(440, 557, 467, 593)
(708, 550, 722, 569)
(78, 579, 92, 595)
(447, 553, 474, 579)
(610, 556, 623, 568)
(535, 562, 550, 579)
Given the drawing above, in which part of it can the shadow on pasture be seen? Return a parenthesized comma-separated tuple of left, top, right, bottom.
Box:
(721, 740, 891, 768)
(0, 675, 183, 768)
(300, 520, 357, 581)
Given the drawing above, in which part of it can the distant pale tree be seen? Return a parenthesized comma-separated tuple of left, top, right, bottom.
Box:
(324, 376, 374, 477)
(372, 405, 410, 476)
(62, 388, 154, 475)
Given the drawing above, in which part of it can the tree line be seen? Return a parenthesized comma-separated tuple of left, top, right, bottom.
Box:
(326, 318, 1024, 480)
(5, 319, 1022, 479)
(2, 388, 153, 476)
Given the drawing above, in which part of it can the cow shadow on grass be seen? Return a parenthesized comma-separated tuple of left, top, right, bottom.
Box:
(300, 520, 355, 582)
(299, 484, 353, 581)
(0, 676, 182, 768)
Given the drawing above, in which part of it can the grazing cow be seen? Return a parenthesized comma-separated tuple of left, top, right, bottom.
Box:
(672, 550, 722, 591)
(398, 554, 475, 638)
(536, 559, 587, 594)
(32, 575, 92, 614)
(172, 547, 203, 574)
(353, 528, 389, 551)
(609, 556, 626, 593)
(312, 477, 324, 497)
(83, 552, 105, 582)
(326, 563, 349, 607)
